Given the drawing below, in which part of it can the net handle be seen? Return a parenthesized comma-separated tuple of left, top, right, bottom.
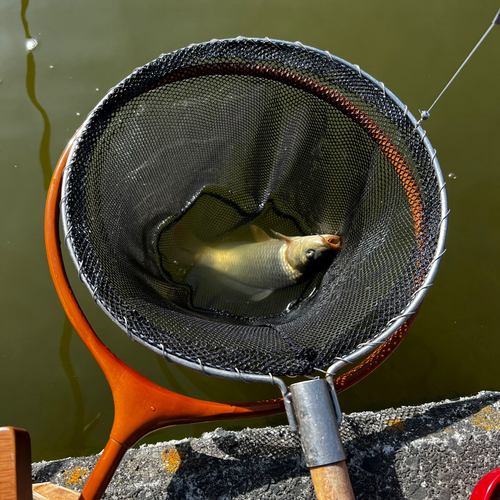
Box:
(45, 135, 285, 500)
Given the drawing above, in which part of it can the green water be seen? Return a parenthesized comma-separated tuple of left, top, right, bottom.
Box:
(1, 0, 499, 462)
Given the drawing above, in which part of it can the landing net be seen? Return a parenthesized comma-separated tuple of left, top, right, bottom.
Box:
(62, 38, 447, 376)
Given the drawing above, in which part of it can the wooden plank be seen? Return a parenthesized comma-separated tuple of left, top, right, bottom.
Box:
(0, 427, 32, 500)
(32, 483, 80, 500)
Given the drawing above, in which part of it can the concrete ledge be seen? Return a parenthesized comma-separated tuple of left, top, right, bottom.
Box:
(32, 391, 500, 499)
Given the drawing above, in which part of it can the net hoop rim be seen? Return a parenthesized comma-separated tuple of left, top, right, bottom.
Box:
(61, 37, 448, 378)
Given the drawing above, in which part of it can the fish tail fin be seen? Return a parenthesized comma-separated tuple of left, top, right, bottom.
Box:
(170, 224, 206, 268)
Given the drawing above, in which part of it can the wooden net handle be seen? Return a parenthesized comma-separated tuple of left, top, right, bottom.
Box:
(311, 462, 355, 500)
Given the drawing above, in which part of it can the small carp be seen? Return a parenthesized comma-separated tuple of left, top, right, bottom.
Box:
(172, 225, 341, 301)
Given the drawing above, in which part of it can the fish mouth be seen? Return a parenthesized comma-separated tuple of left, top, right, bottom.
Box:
(319, 234, 342, 250)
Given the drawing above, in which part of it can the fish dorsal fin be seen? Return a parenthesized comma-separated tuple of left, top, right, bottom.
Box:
(250, 225, 273, 242)
(270, 230, 293, 244)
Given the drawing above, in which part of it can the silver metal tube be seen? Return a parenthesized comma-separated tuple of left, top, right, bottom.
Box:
(289, 379, 345, 468)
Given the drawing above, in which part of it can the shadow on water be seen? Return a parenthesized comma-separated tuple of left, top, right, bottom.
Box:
(21, 0, 52, 190)
(60, 315, 101, 457)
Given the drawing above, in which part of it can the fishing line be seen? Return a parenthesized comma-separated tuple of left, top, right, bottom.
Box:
(416, 7, 500, 127)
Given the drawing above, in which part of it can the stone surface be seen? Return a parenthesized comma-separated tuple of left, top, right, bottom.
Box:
(32, 391, 500, 499)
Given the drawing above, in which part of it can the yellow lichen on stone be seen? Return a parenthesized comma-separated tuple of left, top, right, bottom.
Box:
(385, 419, 405, 431)
(162, 447, 183, 474)
(62, 466, 89, 486)
(470, 406, 500, 431)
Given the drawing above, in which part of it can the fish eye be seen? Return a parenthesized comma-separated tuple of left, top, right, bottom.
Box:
(305, 249, 316, 261)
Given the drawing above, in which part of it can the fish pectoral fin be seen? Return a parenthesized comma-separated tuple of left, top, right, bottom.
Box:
(217, 274, 274, 302)
(249, 288, 274, 301)
(250, 225, 273, 242)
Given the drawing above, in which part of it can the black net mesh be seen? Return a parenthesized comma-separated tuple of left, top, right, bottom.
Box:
(62, 38, 444, 376)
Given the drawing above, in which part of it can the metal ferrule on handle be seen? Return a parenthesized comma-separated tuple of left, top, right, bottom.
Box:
(289, 379, 345, 467)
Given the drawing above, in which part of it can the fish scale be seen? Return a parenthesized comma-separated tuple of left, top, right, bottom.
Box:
(198, 239, 298, 290)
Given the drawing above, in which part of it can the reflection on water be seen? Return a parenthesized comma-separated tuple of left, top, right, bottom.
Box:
(26, 38, 38, 50)
(59, 316, 85, 455)
(157, 356, 186, 396)
(60, 315, 101, 457)
(21, 0, 52, 190)
(20, 0, 29, 36)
